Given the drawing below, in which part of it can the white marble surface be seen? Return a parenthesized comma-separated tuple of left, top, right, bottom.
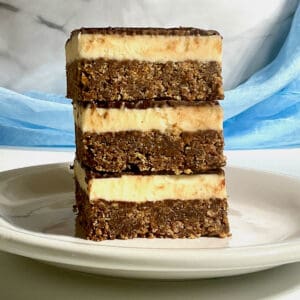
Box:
(0, 0, 298, 94)
(0, 148, 300, 299)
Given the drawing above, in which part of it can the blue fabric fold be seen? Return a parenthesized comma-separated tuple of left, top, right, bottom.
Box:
(224, 78, 300, 149)
(0, 4, 300, 149)
(222, 3, 300, 149)
(0, 88, 74, 146)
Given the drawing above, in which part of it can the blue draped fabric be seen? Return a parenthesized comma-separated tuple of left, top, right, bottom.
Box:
(222, 3, 300, 149)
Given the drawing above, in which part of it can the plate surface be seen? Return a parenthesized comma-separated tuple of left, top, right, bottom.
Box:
(0, 163, 299, 279)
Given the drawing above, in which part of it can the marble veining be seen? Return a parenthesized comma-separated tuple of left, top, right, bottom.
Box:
(0, 0, 298, 94)
(36, 15, 67, 33)
(0, 2, 19, 13)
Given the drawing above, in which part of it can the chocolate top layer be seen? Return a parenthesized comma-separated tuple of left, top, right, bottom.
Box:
(74, 100, 220, 109)
(69, 27, 220, 40)
(78, 162, 225, 180)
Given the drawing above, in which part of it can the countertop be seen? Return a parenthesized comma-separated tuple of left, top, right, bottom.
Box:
(0, 148, 299, 300)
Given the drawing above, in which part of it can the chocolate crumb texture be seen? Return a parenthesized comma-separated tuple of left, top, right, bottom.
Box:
(75, 128, 226, 174)
(67, 60, 223, 102)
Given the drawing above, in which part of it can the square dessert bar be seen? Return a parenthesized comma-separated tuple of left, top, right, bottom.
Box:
(74, 160, 229, 241)
(74, 100, 226, 174)
(66, 27, 230, 241)
(66, 27, 224, 102)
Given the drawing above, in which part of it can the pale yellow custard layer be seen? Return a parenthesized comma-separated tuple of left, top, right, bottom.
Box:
(74, 160, 226, 203)
(66, 33, 222, 64)
(74, 103, 223, 133)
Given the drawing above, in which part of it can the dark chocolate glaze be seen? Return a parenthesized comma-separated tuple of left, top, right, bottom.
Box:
(77, 161, 225, 180)
(69, 27, 220, 42)
(74, 99, 220, 109)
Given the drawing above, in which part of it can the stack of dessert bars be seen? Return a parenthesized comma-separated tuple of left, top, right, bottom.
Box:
(66, 27, 229, 241)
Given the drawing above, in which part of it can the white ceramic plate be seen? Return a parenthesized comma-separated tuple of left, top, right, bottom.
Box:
(0, 163, 299, 280)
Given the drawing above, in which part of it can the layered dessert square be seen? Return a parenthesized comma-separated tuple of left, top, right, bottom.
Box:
(74, 100, 226, 174)
(66, 27, 224, 102)
(74, 160, 229, 241)
(66, 27, 229, 241)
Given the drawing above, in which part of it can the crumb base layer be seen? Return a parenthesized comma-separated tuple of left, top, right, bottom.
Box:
(75, 181, 229, 241)
(75, 128, 225, 174)
(67, 59, 223, 101)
